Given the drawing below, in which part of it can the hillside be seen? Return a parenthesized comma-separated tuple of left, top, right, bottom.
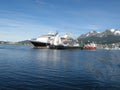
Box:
(78, 29, 120, 44)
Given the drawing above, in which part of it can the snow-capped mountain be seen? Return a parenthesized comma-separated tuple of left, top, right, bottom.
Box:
(78, 29, 120, 44)
(110, 29, 120, 35)
(79, 29, 120, 38)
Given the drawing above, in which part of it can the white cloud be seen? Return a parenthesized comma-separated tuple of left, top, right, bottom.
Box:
(87, 25, 99, 30)
(0, 17, 58, 41)
(0, 18, 22, 28)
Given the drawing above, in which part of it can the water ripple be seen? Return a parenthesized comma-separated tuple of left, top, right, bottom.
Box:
(0, 46, 120, 90)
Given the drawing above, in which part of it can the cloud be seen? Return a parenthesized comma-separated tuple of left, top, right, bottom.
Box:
(0, 18, 22, 28)
(87, 25, 99, 30)
(0, 17, 58, 41)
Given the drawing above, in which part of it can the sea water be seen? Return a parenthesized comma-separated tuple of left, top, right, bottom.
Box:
(0, 44, 120, 90)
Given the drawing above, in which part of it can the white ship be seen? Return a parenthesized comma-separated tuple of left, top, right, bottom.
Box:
(29, 33, 55, 48)
(49, 33, 84, 49)
(29, 32, 84, 49)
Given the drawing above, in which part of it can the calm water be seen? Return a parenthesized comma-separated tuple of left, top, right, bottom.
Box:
(0, 44, 120, 90)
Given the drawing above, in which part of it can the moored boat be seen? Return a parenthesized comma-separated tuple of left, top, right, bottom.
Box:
(84, 42, 96, 50)
(49, 33, 84, 50)
(29, 33, 55, 48)
(30, 40, 50, 48)
(49, 45, 84, 50)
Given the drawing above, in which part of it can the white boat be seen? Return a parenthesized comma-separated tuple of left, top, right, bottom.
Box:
(49, 33, 84, 49)
(29, 32, 84, 49)
(29, 33, 55, 48)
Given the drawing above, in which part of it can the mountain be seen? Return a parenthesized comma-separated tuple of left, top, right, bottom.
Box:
(0, 41, 9, 44)
(0, 40, 32, 46)
(78, 29, 120, 44)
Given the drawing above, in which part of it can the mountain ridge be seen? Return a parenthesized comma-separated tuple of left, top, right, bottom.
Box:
(78, 29, 120, 44)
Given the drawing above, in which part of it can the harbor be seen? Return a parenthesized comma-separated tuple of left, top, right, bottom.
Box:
(0, 0, 120, 90)
(29, 32, 96, 50)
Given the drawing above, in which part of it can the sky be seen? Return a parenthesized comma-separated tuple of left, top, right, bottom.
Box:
(0, 0, 120, 41)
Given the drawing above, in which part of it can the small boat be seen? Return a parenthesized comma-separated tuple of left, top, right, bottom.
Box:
(84, 42, 96, 50)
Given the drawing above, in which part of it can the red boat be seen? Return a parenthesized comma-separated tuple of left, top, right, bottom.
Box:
(84, 43, 96, 50)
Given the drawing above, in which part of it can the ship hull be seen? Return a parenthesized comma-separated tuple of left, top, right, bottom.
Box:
(49, 45, 84, 50)
(29, 40, 50, 48)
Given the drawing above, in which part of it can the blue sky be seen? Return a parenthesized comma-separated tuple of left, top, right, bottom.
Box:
(0, 0, 120, 41)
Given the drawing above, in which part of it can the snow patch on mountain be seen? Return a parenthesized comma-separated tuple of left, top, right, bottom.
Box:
(110, 29, 115, 32)
(114, 30, 120, 35)
(78, 29, 120, 38)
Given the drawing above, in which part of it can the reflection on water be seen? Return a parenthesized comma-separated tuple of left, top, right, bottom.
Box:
(0, 45, 120, 90)
(35, 49, 62, 61)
